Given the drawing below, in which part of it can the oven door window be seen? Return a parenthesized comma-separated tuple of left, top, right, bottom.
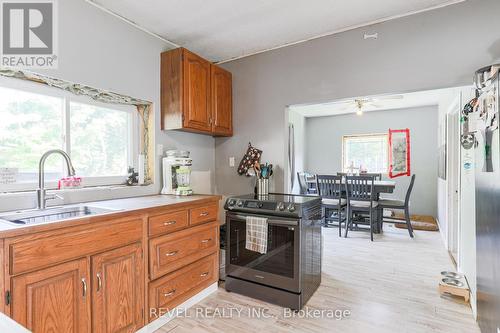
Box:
(228, 218, 296, 278)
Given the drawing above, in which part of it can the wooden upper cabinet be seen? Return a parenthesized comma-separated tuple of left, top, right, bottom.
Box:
(91, 243, 144, 333)
(183, 49, 212, 132)
(161, 47, 233, 136)
(211, 65, 233, 136)
(11, 258, 91, 333)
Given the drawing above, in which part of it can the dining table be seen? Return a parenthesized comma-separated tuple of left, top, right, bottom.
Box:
(305, 178, 396, 198)
(305, 177, 397, 234)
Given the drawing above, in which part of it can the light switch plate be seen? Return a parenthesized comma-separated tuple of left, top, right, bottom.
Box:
(156, 144, 164, 156)
(229, 157, 235, 167)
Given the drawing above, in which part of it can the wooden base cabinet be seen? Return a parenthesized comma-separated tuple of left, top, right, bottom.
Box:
(11, 258, 91, 333)
(1, 196, 221, 333)
(10, 244, 145, 333)
(91, 243, 144, 333)
(149, 253, 217, 322)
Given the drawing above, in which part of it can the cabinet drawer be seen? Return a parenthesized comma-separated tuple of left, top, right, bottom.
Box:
(149, 222, 218, 280)
(149, 253, 217, 320)
(10, 218, 142, 275)
(190, 203, 218, 226)
(149, 210, 189, 236)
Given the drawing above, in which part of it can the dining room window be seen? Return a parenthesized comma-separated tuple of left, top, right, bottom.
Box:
(0, 78, 138, 192)
(342, 134, 388, 173)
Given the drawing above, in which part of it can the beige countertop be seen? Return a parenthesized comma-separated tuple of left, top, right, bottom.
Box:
(0, 194, 221, 238)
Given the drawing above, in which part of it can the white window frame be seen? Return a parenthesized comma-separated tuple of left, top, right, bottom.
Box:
(342, 133, 389, 174)
(0, 76, 139, 193)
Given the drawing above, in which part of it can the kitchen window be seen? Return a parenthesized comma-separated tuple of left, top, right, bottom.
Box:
(342, 134, 388, 173)
(0, 78, 138, 192)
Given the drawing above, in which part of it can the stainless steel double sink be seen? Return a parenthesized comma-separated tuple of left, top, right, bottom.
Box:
(0, 205, 115, 225)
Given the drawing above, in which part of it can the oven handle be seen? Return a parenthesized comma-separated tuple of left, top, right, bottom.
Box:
(228, 213, 298, 226)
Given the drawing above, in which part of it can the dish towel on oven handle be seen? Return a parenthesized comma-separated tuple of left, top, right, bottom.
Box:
(245, 216, 268, 254)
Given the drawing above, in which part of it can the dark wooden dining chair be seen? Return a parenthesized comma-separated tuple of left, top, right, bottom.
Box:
(316, 175, 347, 236)
(297, 172, 317, 195)
(297, 172, 308, 194)
(377, 174, 416, 238)
(345, 175, 378, 241)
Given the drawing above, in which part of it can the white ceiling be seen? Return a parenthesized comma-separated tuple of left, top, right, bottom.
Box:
(289, 89, 452, 118)
(89, 0, 465, 63)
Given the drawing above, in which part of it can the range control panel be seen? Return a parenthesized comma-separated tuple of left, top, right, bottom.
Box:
(225, 198, 296, 214)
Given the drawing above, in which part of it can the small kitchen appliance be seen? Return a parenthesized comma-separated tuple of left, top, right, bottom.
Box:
(161, 150, 193, 195)
(224, 193, 322, 310)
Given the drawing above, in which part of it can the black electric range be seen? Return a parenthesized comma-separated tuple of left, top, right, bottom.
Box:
(223, 193, 322, 310)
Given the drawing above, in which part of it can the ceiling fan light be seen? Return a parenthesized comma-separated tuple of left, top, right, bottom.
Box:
(356, 110, 363, 116)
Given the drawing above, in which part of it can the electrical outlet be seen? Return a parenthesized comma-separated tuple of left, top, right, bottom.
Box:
(229, 157, 235, 167)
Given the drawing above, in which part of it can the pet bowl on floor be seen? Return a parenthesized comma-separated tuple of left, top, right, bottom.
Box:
(440, 271, 464, 279)
(442, 278, 464, 287)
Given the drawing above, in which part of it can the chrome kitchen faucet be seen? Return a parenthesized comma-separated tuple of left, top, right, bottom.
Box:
(37, 149, 76, 210)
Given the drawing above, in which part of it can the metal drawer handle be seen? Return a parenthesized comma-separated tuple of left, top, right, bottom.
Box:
(200, 272, 209, 277)
(199, 212, 209, 217)
(165, 251, 178, 256)
(163, 220, 177, 226)
(164, 289, 176, 297)
(96, 273, 102, 292)
(201, 238, 211, 243)
(82, 278, 87, 297)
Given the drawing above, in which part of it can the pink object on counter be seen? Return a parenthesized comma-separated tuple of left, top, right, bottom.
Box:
(58, 176, 83, 189)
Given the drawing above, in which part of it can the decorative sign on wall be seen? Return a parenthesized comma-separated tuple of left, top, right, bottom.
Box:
(0, 168, 18, 184)
(388, 129, 411, 178)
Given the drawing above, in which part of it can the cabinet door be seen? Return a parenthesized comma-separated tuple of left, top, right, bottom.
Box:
(211, 65, 233, 136)
(91, 243, 144, 333)
(11, 258, 91, 333)
(183, 49, 211, 132)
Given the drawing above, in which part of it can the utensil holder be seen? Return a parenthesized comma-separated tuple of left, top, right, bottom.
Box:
(257, 178, 269, 196)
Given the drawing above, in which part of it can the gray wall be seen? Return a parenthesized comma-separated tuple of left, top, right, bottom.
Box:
(0, 0, 215, 212)
(216, 0, 500, 196)
(305, 106, 438, 217)
(48, 0, 216, 193)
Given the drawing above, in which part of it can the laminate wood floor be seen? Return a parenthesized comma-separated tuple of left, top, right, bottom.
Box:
(155, 224, 480, 333)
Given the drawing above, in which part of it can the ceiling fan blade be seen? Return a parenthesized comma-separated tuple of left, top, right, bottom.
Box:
(323, 100, 357, 107)
(364, 102, 384, 108)
(334, 105, 356, 112)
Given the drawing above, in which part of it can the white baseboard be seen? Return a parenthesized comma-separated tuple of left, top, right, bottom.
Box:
(436, 218, 448, 249)
(136, 282, 218, 333)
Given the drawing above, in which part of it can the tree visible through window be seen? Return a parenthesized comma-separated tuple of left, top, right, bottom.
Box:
(342, 134, 388, 173)
(0, 82, 137, 191)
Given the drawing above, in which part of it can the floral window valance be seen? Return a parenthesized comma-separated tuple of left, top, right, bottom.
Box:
(0, 67, 154, 184)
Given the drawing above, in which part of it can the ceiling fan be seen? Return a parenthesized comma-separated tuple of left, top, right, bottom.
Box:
(329, 95, 404, 116)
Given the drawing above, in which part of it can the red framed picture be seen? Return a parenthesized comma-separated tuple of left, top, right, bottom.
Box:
(389, 129, 411, 178)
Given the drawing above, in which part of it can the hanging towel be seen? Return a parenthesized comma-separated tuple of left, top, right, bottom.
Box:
(245, 216, 268, 254)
